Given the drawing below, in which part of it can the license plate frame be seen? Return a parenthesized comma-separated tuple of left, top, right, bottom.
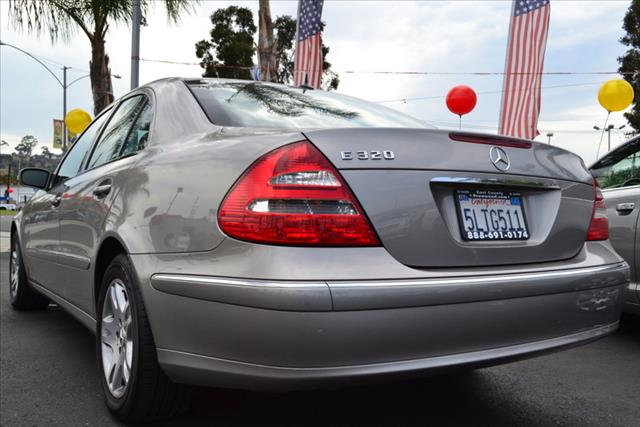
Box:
(454, 189, 530, 241)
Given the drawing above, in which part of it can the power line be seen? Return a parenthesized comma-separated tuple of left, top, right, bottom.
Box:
(427, 120, 628, 134)
(346, 70, 634, 76)
(139, 57, 200, 66)
(375, 81, 603, 103)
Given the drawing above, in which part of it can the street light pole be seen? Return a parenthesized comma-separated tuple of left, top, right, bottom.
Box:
(1, 41, 121, 150)
(131, 0, 141, 90)
(594, 124, 626, 153)
(63, 66, 68, 150)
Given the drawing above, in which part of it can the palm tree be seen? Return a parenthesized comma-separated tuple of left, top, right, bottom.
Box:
(8, 0, 193, 115)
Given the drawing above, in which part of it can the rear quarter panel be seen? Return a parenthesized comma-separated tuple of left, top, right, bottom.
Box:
(105, 129, 304, 254)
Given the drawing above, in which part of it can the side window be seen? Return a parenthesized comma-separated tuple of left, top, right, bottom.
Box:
(121, 102, 152, 157)
(55, 109, 111, 184)
(596, 146, 640, 189)
(87, 96, 145, 169)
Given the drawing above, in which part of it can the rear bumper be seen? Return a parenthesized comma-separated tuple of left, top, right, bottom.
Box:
(134, 258, 629, 390)
(158, 322, 618, 391)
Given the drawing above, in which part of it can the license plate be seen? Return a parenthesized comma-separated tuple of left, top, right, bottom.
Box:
(455, 189, 529, 241)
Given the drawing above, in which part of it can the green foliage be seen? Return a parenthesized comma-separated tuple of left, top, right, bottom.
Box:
(196, 9, 339, 90)
(9, 0, 192, 42)
(0, 136, 62, 186)
(14, 135, 38, 158)
(8, 0, 193, 113)
(618, 0, 640, 135)
(195, 6, 257, 80)
(274, 15, 296, 84)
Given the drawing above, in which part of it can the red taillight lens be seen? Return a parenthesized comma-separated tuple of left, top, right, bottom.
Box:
(218, 140, 381, 246)
(586, 178, 609, 241)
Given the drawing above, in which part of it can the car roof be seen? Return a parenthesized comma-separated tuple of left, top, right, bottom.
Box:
(591, 134, 640, 169)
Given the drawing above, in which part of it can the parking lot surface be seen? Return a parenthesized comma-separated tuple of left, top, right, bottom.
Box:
(1, 250, 639, 426)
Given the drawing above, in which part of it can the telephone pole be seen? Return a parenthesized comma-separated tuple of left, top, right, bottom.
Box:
(131, 0, 141, 90)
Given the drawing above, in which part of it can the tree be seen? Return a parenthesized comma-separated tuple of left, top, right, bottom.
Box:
(197, 8, 339, 89)
(258, 0, 277, 82)
(14, 135, 38, 159)
(195, 6, 256, 80)
(41, 146, 52, 159)
(273, 16, 339, 90)
(273, 15, 296, 85)
(618, 0, 640, 135)
(9, 0, 192, 115)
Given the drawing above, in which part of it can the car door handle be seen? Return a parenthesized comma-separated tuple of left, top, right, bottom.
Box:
(92, 181, 112, 198)
(51, 194, 62, 208)
(615, 202, 635, 214)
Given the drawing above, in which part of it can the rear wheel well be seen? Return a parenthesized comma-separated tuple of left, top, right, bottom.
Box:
(94, 238, 127, 307)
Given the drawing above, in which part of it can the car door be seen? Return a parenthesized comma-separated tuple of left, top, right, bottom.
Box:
(57, 94, 153, 313)
(22, 110, 111, 293)
(592, 137, 640, 304)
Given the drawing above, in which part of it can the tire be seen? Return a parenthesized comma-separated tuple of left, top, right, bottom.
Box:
(96, 254, 191, 423)
(9, 236, 49, 310)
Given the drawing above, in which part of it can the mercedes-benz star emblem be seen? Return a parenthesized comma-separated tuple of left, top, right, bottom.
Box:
(489, 146, 510, 171)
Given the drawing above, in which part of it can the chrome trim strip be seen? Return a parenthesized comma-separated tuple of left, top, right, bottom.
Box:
(602, 184, 640, 193)
(328, 263, 627, 288)
(430, 176, 560, 189)
(151, 274, 332, 311)
(152, 274, 327, 289)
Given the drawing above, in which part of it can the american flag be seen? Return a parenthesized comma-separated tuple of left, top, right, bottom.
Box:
(498, 0, 551, 140)
(293, 0, 324, 88)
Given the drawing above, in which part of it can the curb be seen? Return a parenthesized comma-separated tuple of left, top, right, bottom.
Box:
(0, 231, 10, 253)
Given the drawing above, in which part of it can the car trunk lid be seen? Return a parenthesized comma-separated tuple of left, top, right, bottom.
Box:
(304, 128, 594, 267)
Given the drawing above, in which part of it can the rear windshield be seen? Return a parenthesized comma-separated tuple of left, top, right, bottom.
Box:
(186, 80, 430, 129)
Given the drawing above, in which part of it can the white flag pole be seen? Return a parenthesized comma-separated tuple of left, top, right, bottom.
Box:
(497, 0, 516, 135)
(293, 0, 301, 85)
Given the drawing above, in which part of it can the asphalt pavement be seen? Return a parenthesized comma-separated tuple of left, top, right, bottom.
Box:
(1, 250, 639, 426)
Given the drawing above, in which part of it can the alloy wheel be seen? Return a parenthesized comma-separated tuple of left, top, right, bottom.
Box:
(9, 245, 20, 299)
(101, 279, 133, 398)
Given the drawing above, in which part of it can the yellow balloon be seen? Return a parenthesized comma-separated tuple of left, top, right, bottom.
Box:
(64, 109, 92, 134)
(598, 79, 634, 112)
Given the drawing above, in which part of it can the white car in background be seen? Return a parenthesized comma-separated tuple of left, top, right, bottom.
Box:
(591, 135, 640, 314)
(0, 203, 17, 211)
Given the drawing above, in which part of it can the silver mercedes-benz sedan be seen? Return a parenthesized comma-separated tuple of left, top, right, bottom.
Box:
(591, 135, 639, 314)
(10, 78, 629, 422)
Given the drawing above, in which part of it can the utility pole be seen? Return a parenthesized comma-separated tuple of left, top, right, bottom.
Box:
(131, 0, 141, 90)
(546, 132, 553, 144)
(258, 0, 277, 82)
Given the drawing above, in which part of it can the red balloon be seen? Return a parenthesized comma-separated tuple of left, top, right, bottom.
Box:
(7, 188, 14, 193)
(446, 85, 477, 116)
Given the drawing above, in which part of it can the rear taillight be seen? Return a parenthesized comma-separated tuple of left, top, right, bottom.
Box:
(218, 140, 380, 246)
(586, 178, 609, 241)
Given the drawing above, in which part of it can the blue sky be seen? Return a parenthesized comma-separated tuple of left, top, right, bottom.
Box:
(0, 0, 633, 164)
